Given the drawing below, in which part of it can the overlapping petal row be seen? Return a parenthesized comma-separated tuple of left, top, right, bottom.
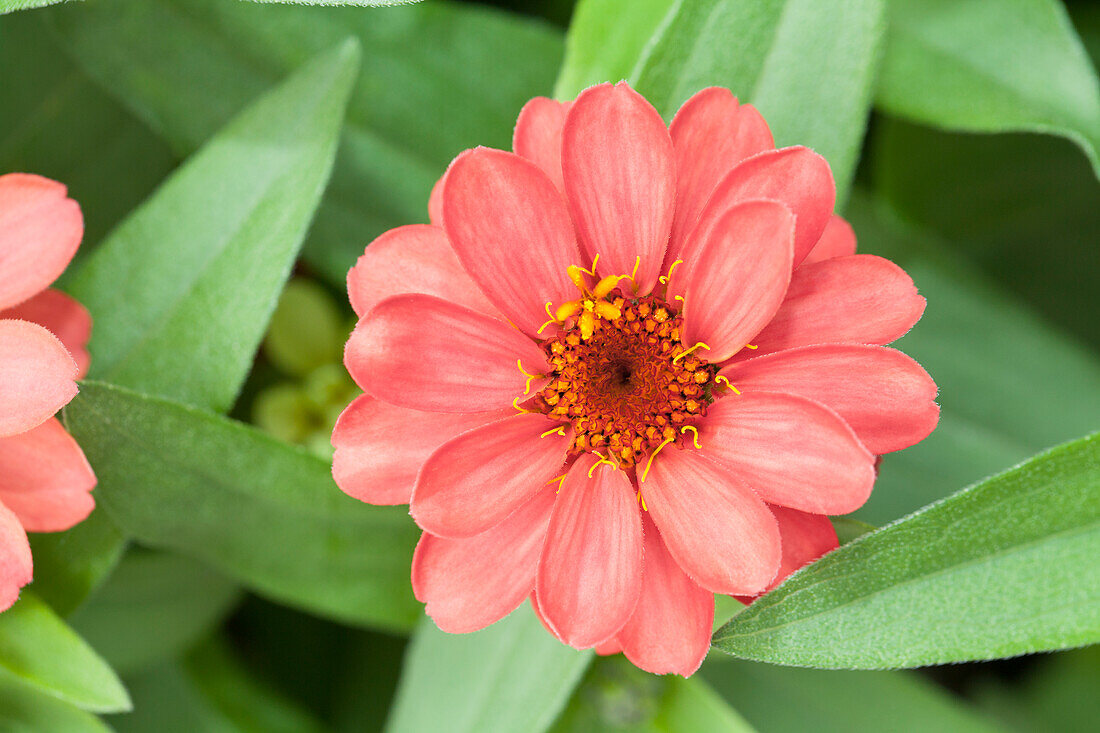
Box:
(334, 83, 938, 676)
(0, 174, 97, 611)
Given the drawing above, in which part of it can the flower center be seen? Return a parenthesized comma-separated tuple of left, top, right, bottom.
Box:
(532, 285, 716, 468)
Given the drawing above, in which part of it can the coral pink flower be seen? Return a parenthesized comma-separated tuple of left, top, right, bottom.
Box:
(334, 83, 938, 676)
(0, 173, 96, 612)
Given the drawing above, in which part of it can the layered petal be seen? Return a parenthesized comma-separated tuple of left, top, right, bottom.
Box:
(0, 500, 32, 613)
(745, 255, 925, 356)
(513, 97, 571, 192)
(536, 456, 643, 648)
(411, 413, 571, 538)
(442, 148, 582, 337)
(0, 289, 92, 378)
(686, 147, 834, 267)
(679, 200, 794, 361)
(643, 449, 780, 595)
(562, 82, 675, 295)
(345, 294, 547, 413)
(668, 88, 773, 263)
(735, 505, 838, 603)
(723, 344, 939, 454)
(347, 225, 498, 319)
(428, 172, 446, 227)
(412, 487, 556, 633)
(617, 514, 714, 676)
(697, 392, 875, 515)
(0, 417, 95, 533)
(0, 319, 79, 437)
(802, 214, 856, 265)
(0, 174, 83, 310)
(331, 394, 509, 506)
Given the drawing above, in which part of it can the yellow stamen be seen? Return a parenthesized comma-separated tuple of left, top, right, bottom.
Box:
(594, 299, 621, 320)
(665, 258, 684, 284)
(640, 436, 675, 483)
(636, 489, 648, 511)
(593, 274, 623, 299)
(624, 255, 642, 292)
(512, 395, 532, 414)
(567, 265, 587, 290)
(672, 341, 710, 364)
(679, 424, 702, 449)
(546, 473, 567, 485)
(714, 374, 740, 395)
(516, 359, 542, 395)
(587, 452, 619, 478)
(745, 343, 759, 350)
(540, 426, 567, 438)
(555, 300, 582, 322)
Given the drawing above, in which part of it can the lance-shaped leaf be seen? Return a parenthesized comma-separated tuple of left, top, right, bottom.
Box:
(713, 431, 1100, 668)
(876, 0, 1100, 179)
(0, 593, 130, 713)
(62, 382, 420, 632)
(0, 674, 111, 733)
(386, 608, 592, 733)
(67, 38, 359, 413)
(48, 0, 561, 285)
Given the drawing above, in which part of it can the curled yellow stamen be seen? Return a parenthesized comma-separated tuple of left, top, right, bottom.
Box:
(672, 341, 710, 364)
(640, 436, 675, 483)
(745, 343, 759, 350)
(587, 452, 619, 478)
(714, 374, 741, 395)
(536, 302, 558, 334)
(679, 425, 702, 449)
(625, 255, 642, 292)
(512, 395, 532, 414)
(541, 426, 567, 439)
(517, 359, 542, 395)
(636, 489, 648, 511)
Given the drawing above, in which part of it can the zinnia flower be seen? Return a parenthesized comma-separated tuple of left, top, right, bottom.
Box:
(0, 173, 96, 612)
(333, 83, 938, 676)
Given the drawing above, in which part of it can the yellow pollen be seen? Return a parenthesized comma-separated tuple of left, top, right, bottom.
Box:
(555, 300, 582, 322)
(679, 424, 702, 449)
(672, 341, 710, 364)
(593, 274, 623, 299)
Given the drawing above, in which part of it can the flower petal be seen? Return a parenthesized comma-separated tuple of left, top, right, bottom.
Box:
(412, 487, 555, 633)
(697, 391, 875, 514)
(617, 513, 714, 677)
(801, 214, 856, 265)
(686, 147, 834, 267)
(723, 344, 940, 454)
(679, 200, 794, 362)
(345, 294, 548, 413)
(411, 413, 571, 538)
(536, 456, 643, 648)
(346, 224, 498, 319)
(0, 174, 83, 310)
(428, 172, 446, 226)
(442, 148, 582, 338)
(668, 87, 773, 265)
(0, 418, 95, 533)
(745, 254, 926, 357)
(735, 505, 838, 603)
(513, 97, 571, 192)
(643, 448, 780, 595)
(0, 289, 91, 379)
(331, 394, 509, 506)
(0, 500, 32, 613)
(0, 319, 79, 438)
(562, 82, 675, 295)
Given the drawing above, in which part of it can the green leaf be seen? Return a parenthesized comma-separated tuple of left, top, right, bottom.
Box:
(551, 656, 754, 733)
(0, 674, 111, 733)
(713, 431, 1100, 668)
(972, 646, 1100, 732)
(63, 381, 421, 632)
(567, 0, 885, 200)
(554, 0, 672, 98)
(66, 38, 358, 413)
(0, 594, 129, 713)
(0, 0, 73, 14)
(48, 0, 562, 285)
(829, 517, 875, 545)
(871, 118, 1100, 349)
(876, 0, 1100, 177)
(0, 13, 175, 251)
(386, 609, 592, 733)
(27, 510, 127, 618)
(702, 660, 1002, 733)
(845, 192, 1100, 524)
(247, 0, 420, 5)
(68, 550, 242, 675)
(107, 639, 324, 733)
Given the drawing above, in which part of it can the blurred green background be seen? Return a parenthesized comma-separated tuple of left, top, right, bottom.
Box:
(1, 0, 1098, 730)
